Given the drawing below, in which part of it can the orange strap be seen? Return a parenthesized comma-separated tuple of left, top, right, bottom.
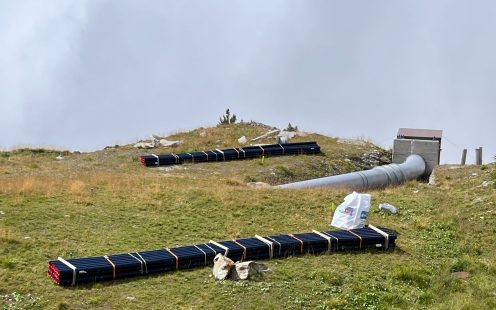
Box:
(165, 248, 179, 270)
(232, 239, 247, 261)
(216, 149, 225, 161)
(348, 230, 363, 249)
(171, 153, 179, 164)
(187, 153, 194, 163)
(289, 234, 304, 254)
(103, 255, 116, 280)
(322, 232, 339, 251)
(258, 145, 265, 156)
(233, 148, 240, 159)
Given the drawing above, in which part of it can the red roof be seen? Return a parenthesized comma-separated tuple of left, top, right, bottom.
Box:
(397, 128, 443, 139)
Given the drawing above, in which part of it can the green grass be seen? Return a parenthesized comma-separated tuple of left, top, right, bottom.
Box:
(0, 123, 495, 309)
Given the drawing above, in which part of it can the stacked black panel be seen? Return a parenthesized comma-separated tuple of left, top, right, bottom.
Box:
(140, 142, 321, 166)
(321, 227, 397, 251)
(48, 226, 396, 286)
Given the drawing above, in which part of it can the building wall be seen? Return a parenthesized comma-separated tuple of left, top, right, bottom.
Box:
(392, 139, 440, 176)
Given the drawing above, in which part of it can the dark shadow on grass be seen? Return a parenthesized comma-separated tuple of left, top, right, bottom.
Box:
(64, 267, 208, 290)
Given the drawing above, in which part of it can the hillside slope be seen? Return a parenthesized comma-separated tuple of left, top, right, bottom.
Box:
(0, 123, 389, 184)
(0, 123, 495, 309)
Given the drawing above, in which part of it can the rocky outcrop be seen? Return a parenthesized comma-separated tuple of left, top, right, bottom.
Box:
(237, 136, 247, 144)
(350, 149, 392, 170)
(133, 136, 183, 149)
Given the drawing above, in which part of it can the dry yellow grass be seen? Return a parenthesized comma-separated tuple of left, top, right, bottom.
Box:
(0, 227, 15, 242)
(0, 176, 58, 196)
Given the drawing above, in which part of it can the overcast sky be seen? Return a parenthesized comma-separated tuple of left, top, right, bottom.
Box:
(1, 1, 495, 163)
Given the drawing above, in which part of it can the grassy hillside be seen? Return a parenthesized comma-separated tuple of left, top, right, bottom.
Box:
(0, 123, 495, 309)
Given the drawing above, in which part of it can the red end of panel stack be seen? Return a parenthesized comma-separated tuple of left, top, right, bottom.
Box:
(47, 261, 61, 285)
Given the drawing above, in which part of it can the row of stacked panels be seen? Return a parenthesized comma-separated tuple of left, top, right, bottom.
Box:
(140, 141, 321, 166)
(48, 227, 396, 286)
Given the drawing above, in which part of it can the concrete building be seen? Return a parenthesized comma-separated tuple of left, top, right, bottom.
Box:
(392, 128, 442, 176)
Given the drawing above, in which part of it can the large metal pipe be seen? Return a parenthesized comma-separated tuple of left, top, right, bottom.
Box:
(277, 154, 426, 190)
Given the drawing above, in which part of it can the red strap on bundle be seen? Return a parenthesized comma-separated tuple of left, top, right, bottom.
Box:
(232, 239, 247, 261)
(187, 153, 194, 163)
(289, 234, 304, 254)
(171, 153, 179, 164)
(348, 230, 363, 249)
(165, 248, 179, 270)
(258, 145, 265, 156)
(103, 255, 116, 280)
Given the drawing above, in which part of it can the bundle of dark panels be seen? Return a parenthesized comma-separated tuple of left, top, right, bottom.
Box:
(48, 226, 396, 286)
(139, 141, 321, 166)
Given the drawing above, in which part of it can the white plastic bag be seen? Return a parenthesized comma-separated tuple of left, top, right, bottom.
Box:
(330, 192, 371, 229)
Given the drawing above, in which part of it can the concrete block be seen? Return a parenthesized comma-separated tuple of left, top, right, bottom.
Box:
(392, 139, 440, 175)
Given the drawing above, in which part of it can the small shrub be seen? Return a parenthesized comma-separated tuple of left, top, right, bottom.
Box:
(245, 176, 257, 183)
(451, 258, 470, 272)
(275, 165, 294, 177)
(218, 109, 237, 125)
(285, 123, 298, 132)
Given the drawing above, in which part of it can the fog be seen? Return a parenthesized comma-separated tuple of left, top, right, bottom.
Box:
(1, 0, 495, 163)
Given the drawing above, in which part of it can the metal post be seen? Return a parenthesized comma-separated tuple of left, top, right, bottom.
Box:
(478, 147, 483, 165)
(475, 148, 481, 165)
(460, 149, 467, 165)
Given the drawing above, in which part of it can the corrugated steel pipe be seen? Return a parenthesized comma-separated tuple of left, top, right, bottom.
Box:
(276, 154, 426, 190)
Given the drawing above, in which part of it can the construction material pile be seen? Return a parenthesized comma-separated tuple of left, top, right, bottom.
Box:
(139, 141, 320, 166)
(48, 225, 396, 286)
